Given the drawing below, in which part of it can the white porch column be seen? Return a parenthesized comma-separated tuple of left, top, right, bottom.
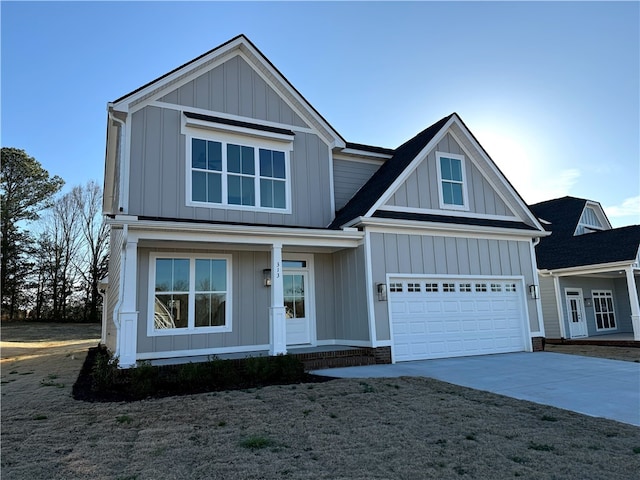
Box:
(625, 267, 640, 341)
(269, 242, 287, 355)
(118, 238, 139, 368)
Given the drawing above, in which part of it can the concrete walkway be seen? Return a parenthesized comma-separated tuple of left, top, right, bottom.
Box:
(312, 352, 640, 426)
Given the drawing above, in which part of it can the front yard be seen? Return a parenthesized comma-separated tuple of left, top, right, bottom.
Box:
(1, 323, 639, 479)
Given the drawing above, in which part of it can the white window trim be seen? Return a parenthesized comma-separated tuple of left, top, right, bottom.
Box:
(435, 151, 469, 211)
(592, 289, 617, 331)
(183, 125, 293, 214)
(147, 253, 233, 337)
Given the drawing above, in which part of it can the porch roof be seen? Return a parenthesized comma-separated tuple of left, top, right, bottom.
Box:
(535, 224, 640, 271)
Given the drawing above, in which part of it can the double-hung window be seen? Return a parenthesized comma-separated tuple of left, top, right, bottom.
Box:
(436, 152, 468, 210)
(150, 254, 232, 335)
(188, 131, 291, 212)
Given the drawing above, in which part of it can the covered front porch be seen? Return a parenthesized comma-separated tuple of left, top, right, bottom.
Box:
(541, 262, 640, 342)
(545, 332, 639, 347)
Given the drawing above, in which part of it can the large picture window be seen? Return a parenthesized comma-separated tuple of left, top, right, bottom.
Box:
(436, 152, 468, 210)
(189, 136, 289, 211)
(150, 254, 231, 335)
(592, 290, 616, 330)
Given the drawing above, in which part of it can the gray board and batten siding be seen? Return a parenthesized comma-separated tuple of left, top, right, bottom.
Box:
(333, 159, 382, 211)
(385, 133, 514, 217)
(158, 55, 309, 129)
(369, 232, 540, 341)
(127, 54, 334, 228)
(135, 248, 370, 355)
(538, 275, 561, 338)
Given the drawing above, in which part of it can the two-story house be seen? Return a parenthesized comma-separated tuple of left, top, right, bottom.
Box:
(102, 35, 548, 368)
(530, 196, 640, 341)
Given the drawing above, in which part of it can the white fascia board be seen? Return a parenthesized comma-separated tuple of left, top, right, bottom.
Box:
(360, 217, 549, 240)
(335, 149, 392, 161)
(447, 120, 545, 232)
(107, 217, 364, 247)
(363, 116, 456, 218)
(183, 115, 295, 143)
(539, 261, 636, 277)
(378, 205, 519, 222)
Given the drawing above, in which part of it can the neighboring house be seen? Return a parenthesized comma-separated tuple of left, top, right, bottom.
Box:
(529, 196, 640, 341)
(102, 34, 548, 368)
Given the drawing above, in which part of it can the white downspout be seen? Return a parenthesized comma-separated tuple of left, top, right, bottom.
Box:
(112, 224, 128, 359)
(108, 110, 127, 214)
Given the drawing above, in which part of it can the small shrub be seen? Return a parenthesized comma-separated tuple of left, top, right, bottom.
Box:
(359, 381, 374, 393)
(33, 414, 47, 420)
(240, 435, 275, 449)
(541, 415, 557, 422)
(116, 414, 133, 424)
(633, 447, 640, 454)
(528, 441, 555, 452)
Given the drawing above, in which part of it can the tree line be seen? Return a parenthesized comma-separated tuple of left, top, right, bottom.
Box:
(1, 147, 109, 322)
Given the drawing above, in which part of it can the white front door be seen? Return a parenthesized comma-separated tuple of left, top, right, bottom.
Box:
(565, 289, 588, 338)
(284, 270, 311, 345)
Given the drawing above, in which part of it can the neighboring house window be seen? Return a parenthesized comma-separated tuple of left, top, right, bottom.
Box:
(459, 283, 472, 292)
(443, 283, 456, 292)
(189, 136, 290, 211)
(389, 282, 403, 293)
(150, 254, 232, 335)
(436, 152, 468, 210)
(592, 290, 616, 330)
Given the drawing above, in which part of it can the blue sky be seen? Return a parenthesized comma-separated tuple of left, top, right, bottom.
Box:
(2, 1, 639, 226)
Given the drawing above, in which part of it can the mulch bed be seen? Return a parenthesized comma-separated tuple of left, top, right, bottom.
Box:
(72, 346, 334, 403)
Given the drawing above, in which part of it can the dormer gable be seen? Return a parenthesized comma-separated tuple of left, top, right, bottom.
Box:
(574, 201, 612, 236)
(529, 196, 613, 238)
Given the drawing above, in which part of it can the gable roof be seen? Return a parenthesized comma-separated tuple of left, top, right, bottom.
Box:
(329, 113, 544, 233)
(529, 196, 589, 236)
(530, 196, 640, 270)
(109, 34, 346, 148)
(329, 114, 454, 229)
(534, 224, 640, 270)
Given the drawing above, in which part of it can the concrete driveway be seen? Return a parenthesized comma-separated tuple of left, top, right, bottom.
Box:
(312, 352, 640, 426)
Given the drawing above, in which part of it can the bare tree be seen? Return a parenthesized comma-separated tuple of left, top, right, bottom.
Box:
(72, 182, 109, 322)
(37, 191, 83, 321)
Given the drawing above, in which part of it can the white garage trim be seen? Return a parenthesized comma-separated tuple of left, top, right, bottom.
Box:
(386, 274, 532, 363)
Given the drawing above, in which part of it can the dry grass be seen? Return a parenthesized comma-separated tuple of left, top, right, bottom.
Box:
(2, 322, 639, 480)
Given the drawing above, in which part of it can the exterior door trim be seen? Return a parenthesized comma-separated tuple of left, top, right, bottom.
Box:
(564, 288, 588, 338)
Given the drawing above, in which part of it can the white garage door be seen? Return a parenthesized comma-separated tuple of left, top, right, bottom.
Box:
(390, 277, 528, 362)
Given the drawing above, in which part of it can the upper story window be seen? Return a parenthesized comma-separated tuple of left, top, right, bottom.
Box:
(183, 112, 294, 213)
(190, 137, 289, 211)
(436, 152, 468, 210)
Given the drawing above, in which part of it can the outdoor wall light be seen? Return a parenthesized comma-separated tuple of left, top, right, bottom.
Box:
(377, 283, 388, 302)
(263, 269, 272, 287)
(528, 284, 539, 300)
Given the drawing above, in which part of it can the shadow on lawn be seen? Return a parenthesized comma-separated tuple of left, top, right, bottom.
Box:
(72, 346, 334, 403)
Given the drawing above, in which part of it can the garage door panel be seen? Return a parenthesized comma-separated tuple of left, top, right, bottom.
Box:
(390, 277, 527, 362)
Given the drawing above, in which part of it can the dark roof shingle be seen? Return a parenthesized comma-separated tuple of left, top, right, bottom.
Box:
(329, 113, 454, 229)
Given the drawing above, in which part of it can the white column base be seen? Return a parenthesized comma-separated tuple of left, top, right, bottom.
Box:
(631, 315, 640, 341)
(118, 311, 139, 368)
(269, 306, 287, 355)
